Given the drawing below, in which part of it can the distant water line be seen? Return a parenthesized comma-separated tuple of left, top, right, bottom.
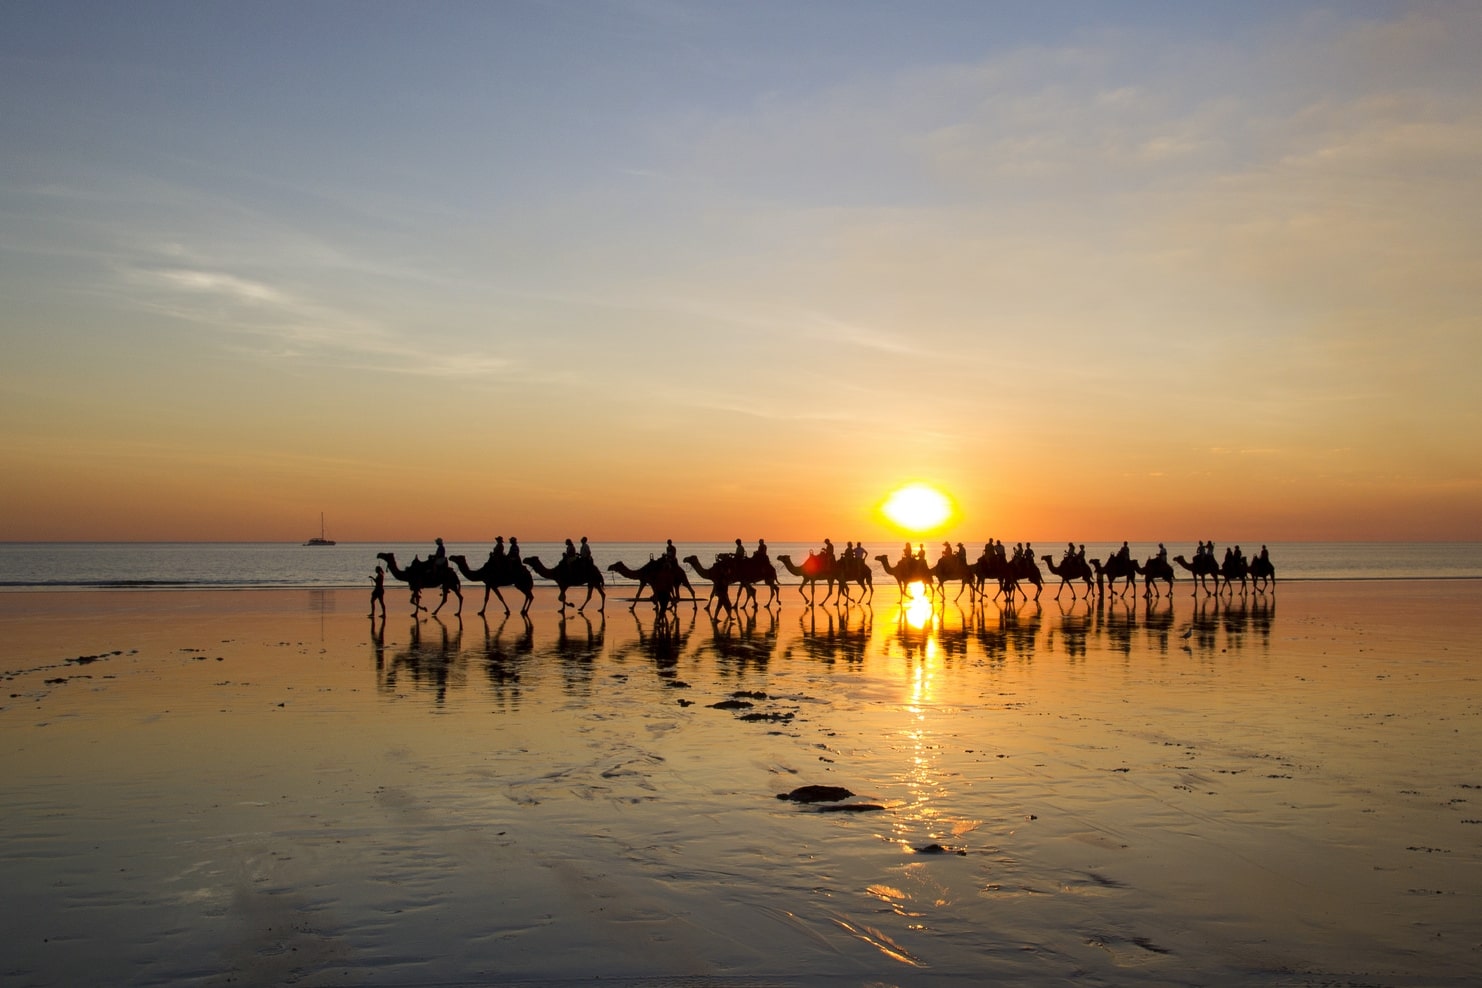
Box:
(0, 541, 1478, 591)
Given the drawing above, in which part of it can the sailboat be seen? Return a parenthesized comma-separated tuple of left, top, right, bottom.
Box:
(303, 513, 336, 546)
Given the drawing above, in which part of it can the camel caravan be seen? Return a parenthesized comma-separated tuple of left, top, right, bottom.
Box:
(374, 535, 1275, 618)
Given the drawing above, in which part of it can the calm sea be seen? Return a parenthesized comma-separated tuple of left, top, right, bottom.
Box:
(0, 541, 1477, 591)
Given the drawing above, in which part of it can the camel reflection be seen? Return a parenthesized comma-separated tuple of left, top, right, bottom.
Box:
(361, 586, 1277, 703)
(1182, 596, 1274, 653)
(373, 614, 464, 704)
(785, 606, 870, 666)
(546, 612, 606, 697)
(476, 612, 534, 710)
(697, 608, 779, 675)
(615, 607, 694, 678)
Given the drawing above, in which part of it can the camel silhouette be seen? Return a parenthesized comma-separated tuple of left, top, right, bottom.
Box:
(524, 555, 605, 612)
(1250, 553, 1276, 593)
(1091, 555, 1141, 599)
(929, 553, 976, 602)
(1218, 551, 1251, 597)
(1139, 556, 1176, 598)
(776, 552, 843, 605)
(376, 552, 462, 617)
(874, 554, 932, 597)
(448, 553, 533, 617)
(607, 558, 695, 610)
(682, 553, 780, 611)
(1172, 553, 1219, 597)
(1041, 554, 1095, 601)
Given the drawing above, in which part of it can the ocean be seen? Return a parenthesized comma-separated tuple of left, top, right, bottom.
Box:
(0, 540, 1477, 591)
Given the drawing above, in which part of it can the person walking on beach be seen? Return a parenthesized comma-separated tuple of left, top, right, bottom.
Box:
(369, 565, 386, 619)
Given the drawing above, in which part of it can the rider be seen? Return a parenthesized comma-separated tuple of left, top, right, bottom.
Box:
(753, 538, 769, 561)
(579, 536, 592, 562)
(432, 537, 448, 571)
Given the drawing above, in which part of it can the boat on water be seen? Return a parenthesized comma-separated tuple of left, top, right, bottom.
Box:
(303, 514, 336, 546)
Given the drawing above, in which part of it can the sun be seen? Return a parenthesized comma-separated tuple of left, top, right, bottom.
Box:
(880, 483, 955, 533)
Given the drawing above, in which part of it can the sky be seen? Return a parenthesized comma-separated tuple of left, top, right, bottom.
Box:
(2, 0, 1480, 543)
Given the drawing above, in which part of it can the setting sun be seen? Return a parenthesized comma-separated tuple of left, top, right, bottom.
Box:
(881, 484, 955, 533)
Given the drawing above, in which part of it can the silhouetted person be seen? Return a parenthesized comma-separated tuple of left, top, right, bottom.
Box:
(1155, 542, 1167, 562)
(369, 565, 386, 618)
(753, 538, 769, 561)
(508, 536, 520, 563)
(1064, 542, 1077, 563)
(432, 538, 448, 570)
(562, 538, 577, 562)
(489, 536, 506, 567)
(579, 536, 592, 562)
(821, 538, 835, 562)
(1116, 541, 1130, 563)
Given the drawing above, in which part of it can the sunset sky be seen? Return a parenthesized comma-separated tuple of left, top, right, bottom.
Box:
(3, 1, 1479, 543)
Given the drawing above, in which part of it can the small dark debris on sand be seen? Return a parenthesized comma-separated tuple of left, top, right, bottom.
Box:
(709, 698, 754, 710)
(913, 843, 967, 855)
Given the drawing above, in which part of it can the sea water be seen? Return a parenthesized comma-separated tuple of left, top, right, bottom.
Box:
(0, 541, 1477, 590)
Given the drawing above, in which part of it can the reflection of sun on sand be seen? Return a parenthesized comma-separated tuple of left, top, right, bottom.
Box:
(881, 483, 954, 532)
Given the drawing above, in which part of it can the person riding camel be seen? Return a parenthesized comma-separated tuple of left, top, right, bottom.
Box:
(753, 539, 769, 561)
(432, 538, 448, 571)
(579, 536, 592, 562)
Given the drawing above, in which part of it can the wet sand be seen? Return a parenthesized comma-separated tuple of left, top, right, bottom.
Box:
(1, 581, 1479, 986)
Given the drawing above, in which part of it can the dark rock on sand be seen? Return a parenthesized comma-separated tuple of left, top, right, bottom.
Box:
(777, 784, 854, 803)
(709, 698, 754, 710)
(913, 843, 967, 855)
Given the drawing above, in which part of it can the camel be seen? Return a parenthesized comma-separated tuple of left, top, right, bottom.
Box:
(835, 553, 874, 603)
(1041, 554, 1095, 600)
(931, 553, 976, 602)
(776, 553, 839, 605)
(448, 553, 533, 617)
(1218, 550, 1251, 596)
(376, 552, 462, 616)
(607, 558, 695, 610)
(524, 555, 605, 611)
(1091, 554, 1140, 599)
(683, 553, 780, 611)
(681, 555, 735, 613)
(1140, 556, 1176, 598)
(1172, 553, 1219, 597)
(1005, 555, 1044, 601)
(874, 554, 932, 597)
(1250, 552, 1276, 593)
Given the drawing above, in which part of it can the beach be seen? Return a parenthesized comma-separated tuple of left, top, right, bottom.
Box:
(2, 581, 1479, 986)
